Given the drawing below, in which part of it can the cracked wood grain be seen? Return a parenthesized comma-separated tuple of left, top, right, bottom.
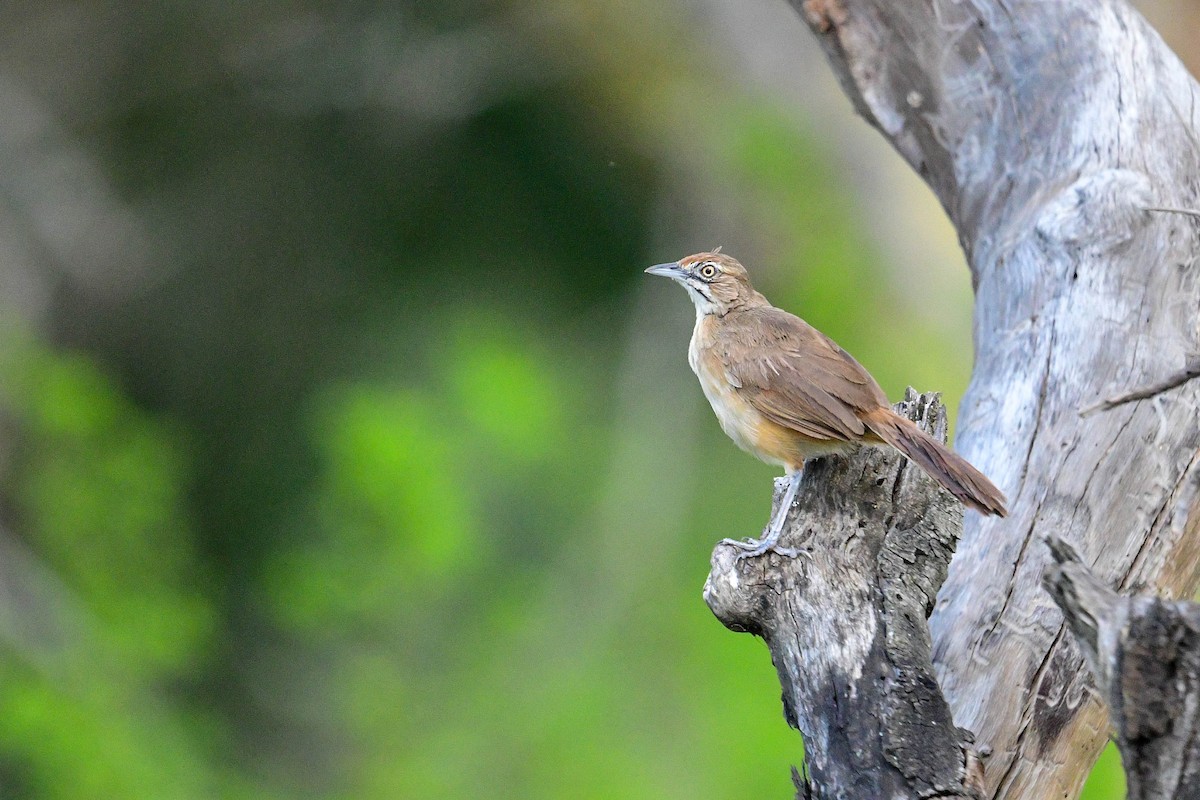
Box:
(705, 390, 983, 800)
(777, 0, 1200, 797)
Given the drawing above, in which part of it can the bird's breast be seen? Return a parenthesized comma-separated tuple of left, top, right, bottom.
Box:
(688, 319, 784, 467)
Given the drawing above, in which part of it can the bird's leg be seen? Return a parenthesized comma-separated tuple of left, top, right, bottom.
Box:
(720, 468, 804, 559)
(760, 469, 803, 552)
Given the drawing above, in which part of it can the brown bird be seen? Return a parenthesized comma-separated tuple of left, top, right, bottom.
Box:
(646, 250, 1007, 557)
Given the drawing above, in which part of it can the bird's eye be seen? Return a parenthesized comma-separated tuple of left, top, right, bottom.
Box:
(698, 263, 718, 280)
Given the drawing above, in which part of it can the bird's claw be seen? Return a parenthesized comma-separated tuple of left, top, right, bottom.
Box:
(718, 537, 802, 560)
(719, 536, 755, 549)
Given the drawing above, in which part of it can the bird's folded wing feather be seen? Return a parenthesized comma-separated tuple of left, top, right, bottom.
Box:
(720, 308, 887, 441)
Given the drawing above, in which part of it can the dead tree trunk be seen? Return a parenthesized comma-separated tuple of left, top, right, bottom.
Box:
(708, 1, 1200, 797)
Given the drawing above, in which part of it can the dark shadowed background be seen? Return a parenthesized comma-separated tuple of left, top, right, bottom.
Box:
(4, 1, 1193, 797)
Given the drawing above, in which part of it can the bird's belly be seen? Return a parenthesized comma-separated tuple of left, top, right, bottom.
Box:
(697, 371, 774, 460)
(692, 358, 839, 470)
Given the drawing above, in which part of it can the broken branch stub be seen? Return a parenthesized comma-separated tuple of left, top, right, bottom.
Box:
(1044, 536, 1200, 800)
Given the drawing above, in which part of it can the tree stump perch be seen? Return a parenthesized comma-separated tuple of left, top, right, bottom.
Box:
(705, 390, 982, 799)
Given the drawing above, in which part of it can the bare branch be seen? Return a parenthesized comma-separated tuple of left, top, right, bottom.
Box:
(1081, 357, 1200, 416)
(1143, 206, 1200, 219)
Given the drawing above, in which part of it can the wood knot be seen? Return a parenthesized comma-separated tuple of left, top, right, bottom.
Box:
(703, 546, 775, 635)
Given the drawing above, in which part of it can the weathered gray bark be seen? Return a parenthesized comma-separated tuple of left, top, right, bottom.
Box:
(705, 390, 983, 799)
(1044, 536, 1200, 800)
(761, 1, 1200, 797)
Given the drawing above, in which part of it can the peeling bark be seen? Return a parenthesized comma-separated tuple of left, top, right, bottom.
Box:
(1045, 536, 1200, 800)
(762, 1, 1200, 797)
(705, 390, 982, 799)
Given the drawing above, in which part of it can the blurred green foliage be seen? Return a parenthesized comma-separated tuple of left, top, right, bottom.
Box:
(0, 1, 1123, 798)
(0, 340, 229, 798)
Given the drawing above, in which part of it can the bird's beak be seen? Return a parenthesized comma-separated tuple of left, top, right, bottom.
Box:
(644, 262, 685, 280)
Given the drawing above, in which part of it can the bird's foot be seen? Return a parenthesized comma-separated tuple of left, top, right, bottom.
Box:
(716, 468, 808, 560)
(718, 536, 801, 560)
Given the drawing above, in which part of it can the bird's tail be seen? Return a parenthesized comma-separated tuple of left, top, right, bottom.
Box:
(865, 409, 1008, 517)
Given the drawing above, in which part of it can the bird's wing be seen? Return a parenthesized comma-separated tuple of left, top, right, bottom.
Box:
(720, 307, 889, 442)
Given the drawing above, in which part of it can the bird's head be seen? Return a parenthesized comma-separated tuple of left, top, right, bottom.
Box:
(644, 250, 764, 316)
